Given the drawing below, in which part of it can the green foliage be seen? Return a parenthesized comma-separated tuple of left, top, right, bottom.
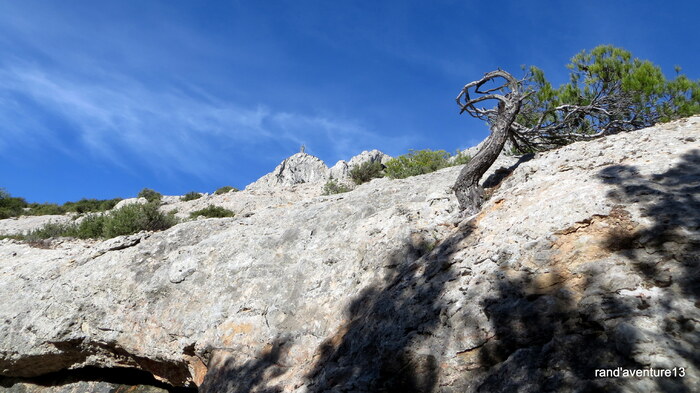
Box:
(73, 214, 108, 239)
(384, 150, 451, 179)
(23, 202, 177, 240)
(181, 191, 202, 201)
(0, 188, 28, 219)
(26, 221, 74, 240)
(103, 202, 177, 238)
(516, 45, 700, 150)
(349, 161, 385, 185)
(189, 205, 235, 219)
(26, 203, 66, 216)
(322, 179, 351, 195)
(137, 188, 162, 203)
(0, 189, 123, 219)
(63, 198, 122, 213)
(215, 186, 238, 195)
(451, 151, 472, 165)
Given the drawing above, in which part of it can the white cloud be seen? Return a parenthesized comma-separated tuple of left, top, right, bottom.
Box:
(0, 62, 410, 177)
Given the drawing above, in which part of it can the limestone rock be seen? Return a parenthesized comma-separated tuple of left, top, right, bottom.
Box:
(246, 153, 330, 190)
(0, 215, 72, 236)
(113, 197, 148, 210)
(1, 117, 699, 392)
(347, 149, 392, 168)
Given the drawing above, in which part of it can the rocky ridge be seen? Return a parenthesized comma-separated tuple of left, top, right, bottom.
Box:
(0, 117, 699, 392)
(246, 149, 392, 190)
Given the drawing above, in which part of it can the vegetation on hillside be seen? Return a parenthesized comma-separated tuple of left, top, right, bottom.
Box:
(189, 205, 235, 218)
(215, 186, 238, 194)
(180, 191, 203, 201)
(384, 150, 471, 179)
(349, 161, 385, 184)
(137, 188, 163, 203)
(14, 202, 178, 241)
(322, 179, 351, 195)
(0, 188, 122, 219)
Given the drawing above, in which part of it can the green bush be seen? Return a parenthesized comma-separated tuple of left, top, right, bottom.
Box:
(383, 149, 472, 179)
(0, 189, 121, 218)
(103, 202, 177, 238)
(181, 191, 202, 201)
(27, 203, 67, 216)
(323, 179, 351, 195)
(63, 198, 122, 213)
(26, 221, 74, 240)
(0, 189, 28, 219)
(384, 149, 450, 179)
(24, 202, 177, 240)
(451, 151, 472, 165)
(349, 161, 385, 185)
(189, 205, 235, 219)
(215, 186, 238, 195)
(73, 214, 108, 239)
(137, 188, 162, 203)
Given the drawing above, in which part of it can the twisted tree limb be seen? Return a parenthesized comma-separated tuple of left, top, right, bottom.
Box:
(453, 70, 523, 213)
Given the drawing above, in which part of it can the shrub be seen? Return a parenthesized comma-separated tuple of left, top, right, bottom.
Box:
(215, 186, 238, 195)
(73, 214, 108, 239)
(181, 191, 202, 201)
(63, 198, 122, 213)
(26, 221, 74, 240)
(451, 151, 472, 166)
(27, 203, 67, 216)
(137, 188, 162, 203)
(189, 205, 235, 219)
(384, 149, 451, 179)
(0, 189, 28, 219)
(0, 189, 122, 219)
(383, 149, 472, 179)
(24, 202, 178, 240)
(349, 161, 385, 185)
(323, 179, 351, 195)
(103, 202, 177, 238)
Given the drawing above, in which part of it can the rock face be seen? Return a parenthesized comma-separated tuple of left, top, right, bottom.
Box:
(1, 117, 699, 392)
(246, 150, 393, 190)
(0, 215, 72, 236)
(328, 149, 392, 181)
(246, 153, 330, 190)
(113, 197, 148, 210)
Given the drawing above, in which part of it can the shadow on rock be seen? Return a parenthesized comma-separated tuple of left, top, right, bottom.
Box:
(305, 224, 475, 392)
(473, 150, 700, 392)
(199, 337, 290, 393)
(598, 149, 700, 302)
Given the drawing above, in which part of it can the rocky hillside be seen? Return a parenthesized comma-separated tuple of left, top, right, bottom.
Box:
(1, 117, 698, 392)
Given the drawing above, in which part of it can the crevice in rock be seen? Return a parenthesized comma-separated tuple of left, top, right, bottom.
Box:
(0, 366, 198, 392)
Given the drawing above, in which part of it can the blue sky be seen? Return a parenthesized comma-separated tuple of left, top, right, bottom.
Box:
(1, 1, 698, 203)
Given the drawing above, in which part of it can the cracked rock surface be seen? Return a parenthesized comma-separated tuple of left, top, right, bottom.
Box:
(1, 117, 699, 392)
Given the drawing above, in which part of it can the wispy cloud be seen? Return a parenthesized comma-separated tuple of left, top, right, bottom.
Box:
(0, 61, 409, 178)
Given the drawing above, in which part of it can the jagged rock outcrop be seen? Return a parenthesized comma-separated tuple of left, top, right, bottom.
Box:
(245, 153, 330, 190)
(1, 117, 699, 392)
(246, 150, 393, 190)
(328, 149, 392, 180)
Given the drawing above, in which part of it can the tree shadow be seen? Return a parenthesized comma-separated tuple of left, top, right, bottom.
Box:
(304, 223, 475, 392)
(199, 337, 290, 393)
(472, 149, 699, 392)
(599, 149, 700, 377)
(482, 153, 535, 189)
(598, 149, 700, 302)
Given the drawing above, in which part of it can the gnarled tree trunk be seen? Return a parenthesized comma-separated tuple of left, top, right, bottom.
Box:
(453, 70, 523, 213)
